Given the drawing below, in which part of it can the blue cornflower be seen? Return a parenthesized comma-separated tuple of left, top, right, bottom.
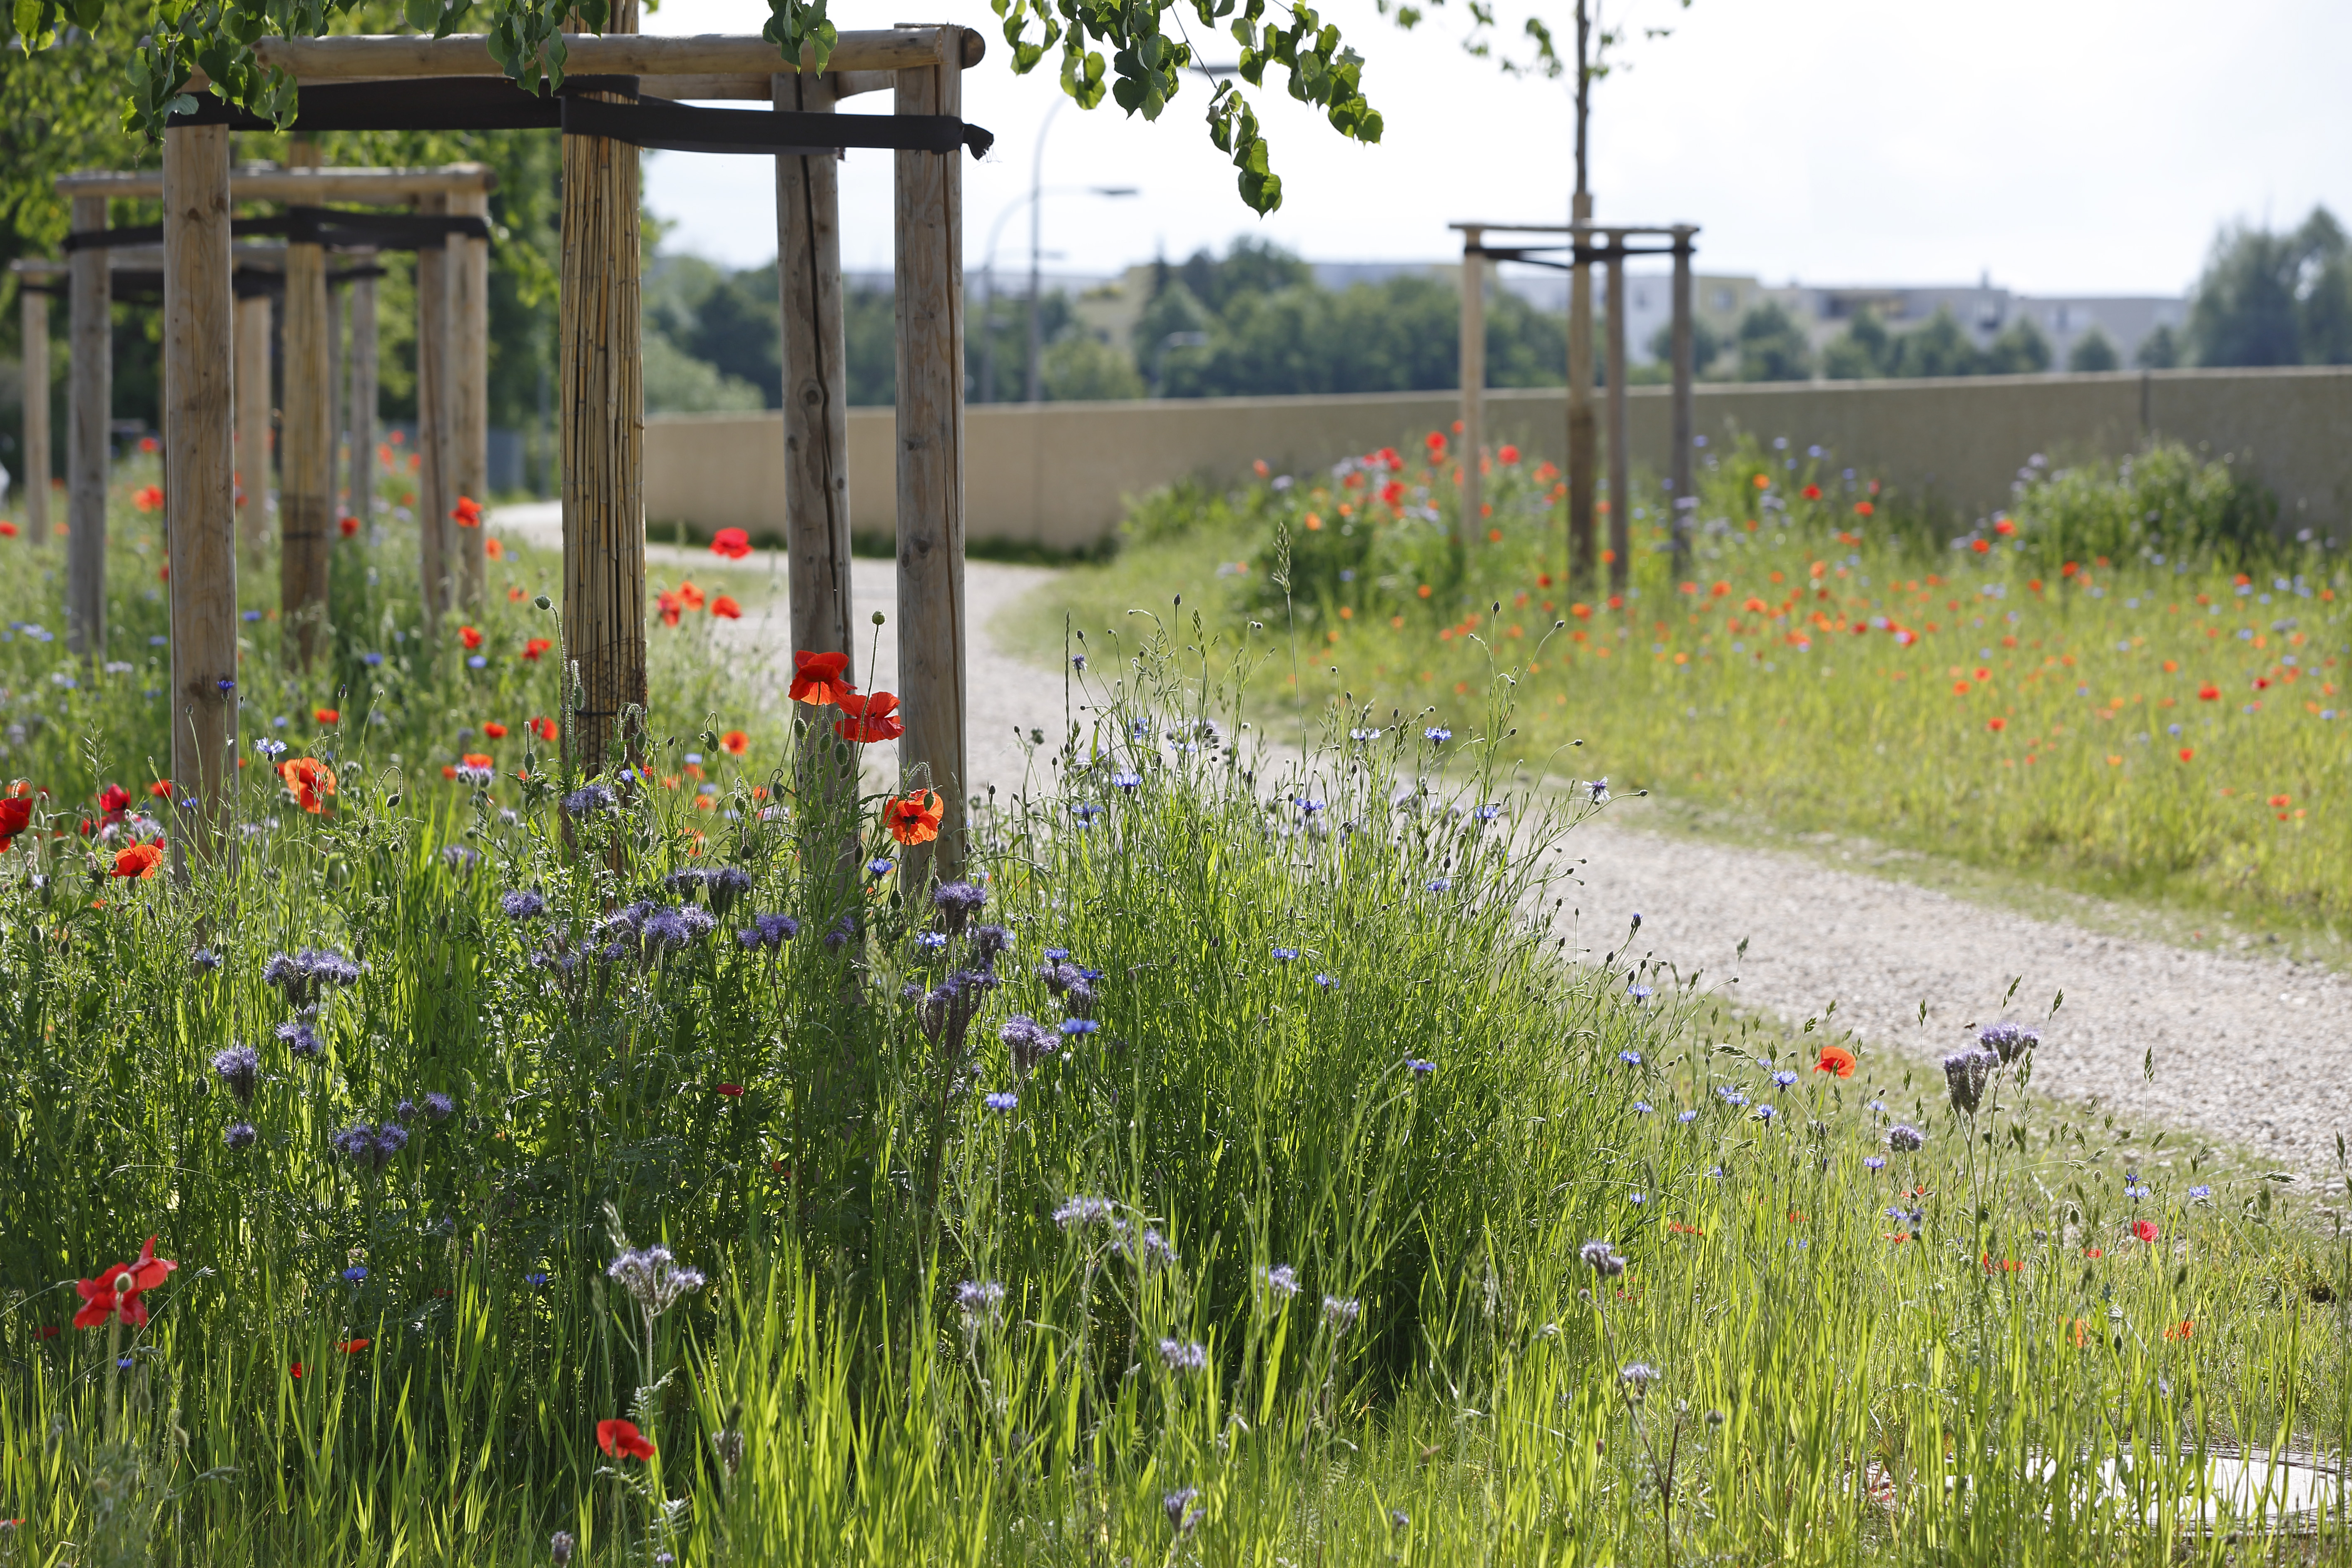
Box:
(1111, 772, 1141, 791)
(524, 1272, 551, 1287)
(1772, 1070, 1798, 1089)
(1406, 1059, 1436, 1077)
(1474, 804, 1503, 821)
(501, 889, 546, 920)
(915, 931, 948, 951)
(1716, 1087, 1747, 1107)
(255, 738, 288, 761)
(983, 1091, 1018, 1113)
(1313, 973, 1337, 988)
(1297, 797, 1325, 815)
(361, 651, 384, 667)
(1059, 1018, 1101, 1036)
(467, 655, 487, 669)
(867, 857, 894, 877)
(1619, 1050, 1642, 1068)
(1071, 803, 1101, 825)
(2188, 1185, 2213, 1200)
(1043, 948, 1070, 962)
(341, 1265, 368, 1284)
(1863, 1155, 1887, 1171)
(1628, 1192, 1646, 1205)
(1627, 984, 1653, 1003)
(192, 946, 224, 971)
(1272, 946, 1299, 962)
(2124, 1181, 2150, 1200)
(1424, 727, 1452, 743)
(1676, 1109, 1698, 1124)
(1428, 877, 1451, 892)
(1755, 1104, 1778, 1122)
(1632, 1101, 1653, 1115)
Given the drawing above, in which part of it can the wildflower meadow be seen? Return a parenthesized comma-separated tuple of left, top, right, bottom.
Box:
(5, 443, 2352, 1565)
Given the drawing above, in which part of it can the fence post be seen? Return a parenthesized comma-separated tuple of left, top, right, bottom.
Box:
(163, 121, 238, 873)
(235, 291, 274, 556)
(559, 0, 648, 773)
(19, 279, 48, 551)
(1565, 197, 1595, 589)
(67, 193, 110, 659)
(1670, 226, 1696, 573)
(894, 31, 969, 886)
(416, 190, 451, 625)
(348, 258, 378, 537)
(1457, 226, 1484, 549)
(1604, 231, 1629, 596)
(448, 190, 490, 607)
(281, 227, 333, 664)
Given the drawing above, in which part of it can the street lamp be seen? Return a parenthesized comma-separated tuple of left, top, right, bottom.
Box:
(978, 182, 1137, 404)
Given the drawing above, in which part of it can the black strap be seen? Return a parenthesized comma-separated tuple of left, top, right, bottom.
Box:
(62, 208, 490, 254)
(164, 79, 992, 159)
(13, 279, 64, 296)
(1469, 242, 1677, 269)
(329, 262, 389, 285)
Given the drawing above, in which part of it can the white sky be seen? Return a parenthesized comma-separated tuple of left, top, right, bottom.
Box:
(640, 0, 2352, 296)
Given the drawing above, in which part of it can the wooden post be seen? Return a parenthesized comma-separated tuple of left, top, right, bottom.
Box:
(1457, 227, 1483, 549)
(67, 194, 110, 658)
(1565, 197, 1595, 589)
(416, 192, 451, 622)
(894, 35, 969, 885)
(1604, 231, 1629, 596)
(559, 0, 647, 773)
(325, 274, 343, 516)
(234, 291, 273, 555)
(163, 123, 239, 872)
(281, 234, 333, 664)
(447, 189, 490, 607)
(348, 258, 378, 535)
(19, 281, 49, 550)
(774, 70, 858, 830)
(1670, 226, 1696, 574)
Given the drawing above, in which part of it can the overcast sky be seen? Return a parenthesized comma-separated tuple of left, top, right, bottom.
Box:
(640, 0, 2352, 296)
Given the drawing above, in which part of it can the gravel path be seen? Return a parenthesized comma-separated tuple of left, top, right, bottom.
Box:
(491, 505, 2352, 1176)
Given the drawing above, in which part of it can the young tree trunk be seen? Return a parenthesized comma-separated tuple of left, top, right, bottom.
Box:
(67, 194, 110, 658)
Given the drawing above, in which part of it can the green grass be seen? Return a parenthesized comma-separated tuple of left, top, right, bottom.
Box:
(7, 454, 2352, 1563)
(1022, 436, 2351, 942)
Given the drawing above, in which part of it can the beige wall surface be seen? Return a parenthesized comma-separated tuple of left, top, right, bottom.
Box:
(644, 367, 2352, 550)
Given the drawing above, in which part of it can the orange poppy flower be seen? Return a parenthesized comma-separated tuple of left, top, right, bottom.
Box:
(711, 527, 752, 560)
(884, 789, 944, 845)
(1815, 1044, 1856, 1078)
(486, 538, 505, 560)
(482, 722, 508, 740)
(314, 707, 339, 724)
(113, 841, 164, 879)
(338, 1338, 372, 1354)
(530, 717, 560, 742)
(675, 580, 707, 612)
(834, 691, 904, 744)
(789, 650, 856, 707)
(133, 485, 164, 513)
(720, 730, 749, 756)
(149, 779, 174, 799)
(710, 595, 742, 620)
(450, 495, 484, 528)
(459, 625, 484, 651)
(597, 1418, 656, 1461)
(462, 752, 494, 769)
(279, 757, 336, 814)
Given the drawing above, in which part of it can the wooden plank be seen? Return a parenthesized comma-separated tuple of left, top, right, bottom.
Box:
(347, 261, 378, 538)
(67, 194, 110, 658)
(1670, 226, 1696, 572)
(162, 122, 239, 872)
(19, 283, 49, 550)
(1564, 199, 1595, 588)
(234, 292, 273, 555)
(560, 0, 648, 774)
(57, 165, 498, 201)
(415, 192, 450, 623)
(280, 237, 333, 664)
(775, 71, 858, 844)
(1604, 232, 1629, 595)
(1457, 227, 1483, 549)
(893, 43, 968, 884)
(252, 27, 970, 81)
(446, 189, 490, 607)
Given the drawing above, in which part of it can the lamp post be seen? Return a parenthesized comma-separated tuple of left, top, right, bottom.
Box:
(981, 178, 1135, 404)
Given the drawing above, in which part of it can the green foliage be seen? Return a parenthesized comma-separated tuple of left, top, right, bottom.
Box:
(1887, 306, 1980, 379)
(2187, 207, 2352, 368)
(1820, 307, 1890, 381)
(1648, 310, 1721, 378)
(1734, 300, 1812, 382)
(1039, 331, 1145, 401)
(2007, 444, 2278, 572)
(1983, 314, 2052, 375)
(2066, 326, 2121, 374)
(2136, 323, 2181, 370)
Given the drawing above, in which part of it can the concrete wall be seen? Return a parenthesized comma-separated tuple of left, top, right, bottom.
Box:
(643, 366, 2352, 550)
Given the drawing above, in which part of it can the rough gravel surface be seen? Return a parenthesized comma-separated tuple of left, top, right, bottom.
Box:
(490, 505, 2352, 1175)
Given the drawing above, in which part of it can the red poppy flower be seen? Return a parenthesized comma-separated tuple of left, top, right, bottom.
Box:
(1815, 1044, 1856, 1078)
(138, 436, 158, 453)
(884, 789, 944, 845)
(720, 730, 749, 756)
(597, 1418, 656, 1461)
(459, 625, 484, 651)
(710, 595, 742, 620)
(314, 707, 339, 725)
(1380, 480, 1406, 507)
(338, 1338, 372, 1354)
(1854, 501, 1874, 517)
(834, 691, 904, 744)
(482, 722, 508, 740)
(289, 1362, 304, 1379)
(789, 651, 856, 707)
(1986, 717, 2006, 732)
(2197, 684, 2219, 701)
(1802, 483, 1822, 501)
(2131, 1219, 2159, 1244)
(530, 717, 560, 742)
(486, 538, 505, 560)
(450, 495, 484, 529)
(113, 842, 164, 879)
(657, 591, 683, 628)
(1424, 431, 1446, 456)
(0, 522, 17, 538)
(2178, 748, 2194, 762)
(675, 581, 707, 612)
(279, 757, 337, 814)
(98, 783, 132, 822)
(2163, 1319, 2193, 1341)
(133, 485, 164, 513)
(523, 638, 553, 662)
(462, 752, 494, 770)
(149, 779, 174, 800)
(716, 1083, 744, 1098)
(72, 1237, 177, 1329)
(1498, 443, 1520, 465)
(711, 527, 752, 560)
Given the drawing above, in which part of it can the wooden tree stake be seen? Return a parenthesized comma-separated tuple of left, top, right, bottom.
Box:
(1565, 195, 1596, 589)
(234, 292, 273, 556)
(280, 236, 333, 664)
(448, 190, 490, 607)
(1605, 232, 1630, 595)
(19, 282, 49, 551)
(416, 191, 452, 624)
(560, 0, 647, 772)
(1670, 226, 1696, 572)
(1457, 227, 1484, 548)
(67, 193, 110, 657)
(163, 123, 239, 872)
(894, 37, 969, 885)
(348, 259, 378, 537)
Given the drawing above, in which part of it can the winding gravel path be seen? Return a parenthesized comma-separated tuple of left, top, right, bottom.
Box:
(492, 505, 2352, 1177)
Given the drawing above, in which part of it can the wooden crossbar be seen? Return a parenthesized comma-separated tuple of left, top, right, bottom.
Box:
(249, 27, 979, 81)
